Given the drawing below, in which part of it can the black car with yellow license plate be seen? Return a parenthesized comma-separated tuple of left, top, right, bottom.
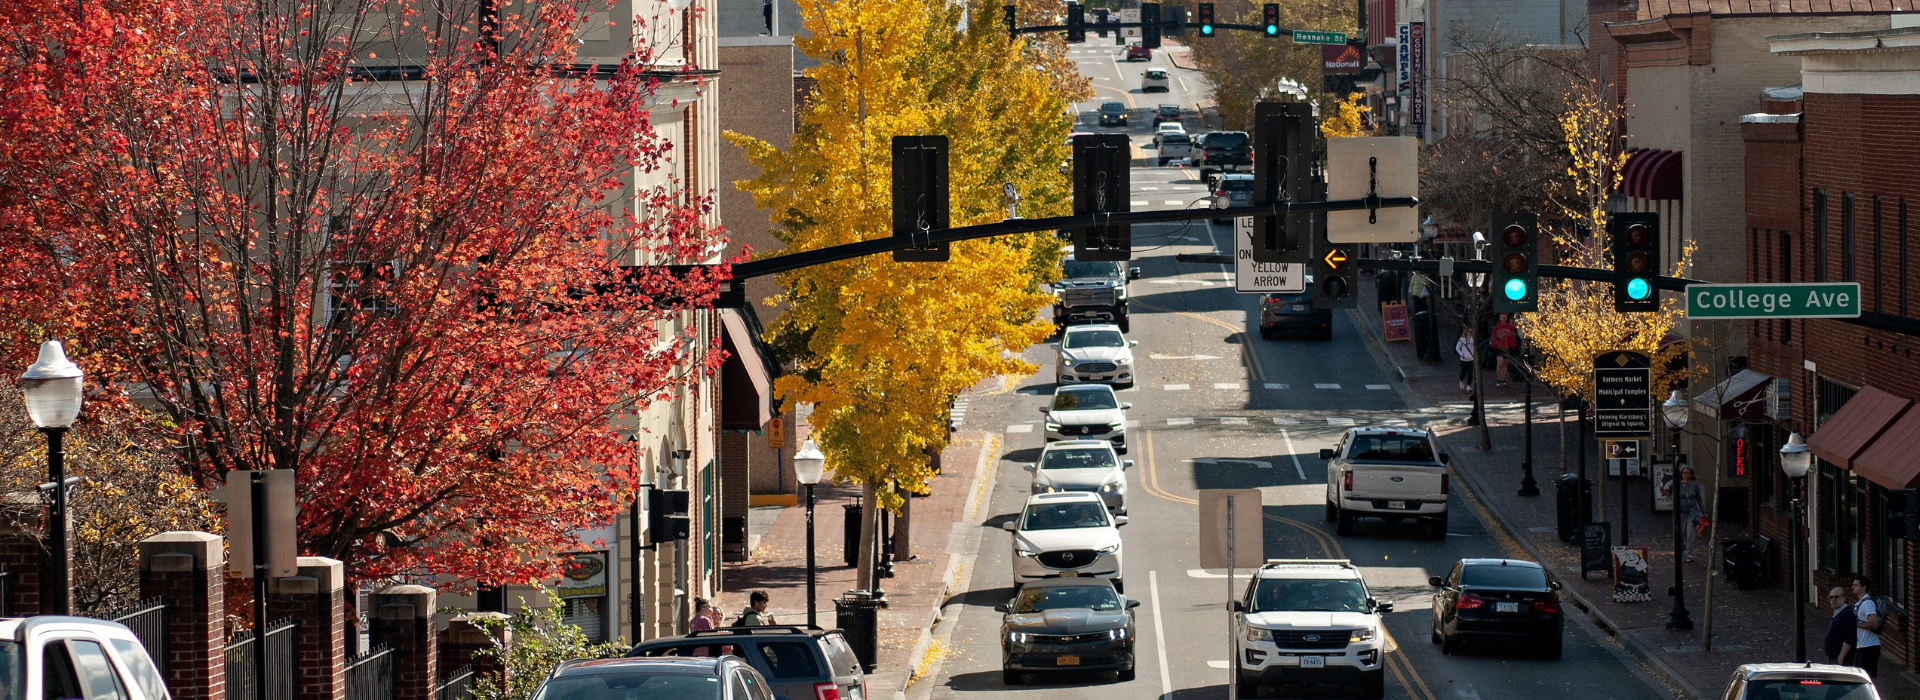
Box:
(1428, 558, 1564, 658)
(997, 577, 1139, 685)
(1259, 284, 1333, 340)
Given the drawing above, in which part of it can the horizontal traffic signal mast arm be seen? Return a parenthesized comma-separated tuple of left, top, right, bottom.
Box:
(1009, 22, 1281, 35)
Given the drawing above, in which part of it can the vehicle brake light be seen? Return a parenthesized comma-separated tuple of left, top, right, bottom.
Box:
(1456, 594, 1485, 610)
(1343, 471, 1353, 491)
(1215, 190, 1228, 198)
(1441, 474, 1449, 494)
(1532, 599, 1559, 613)
(815, 682, 842, 700)
(1800, 681, 1824, 685)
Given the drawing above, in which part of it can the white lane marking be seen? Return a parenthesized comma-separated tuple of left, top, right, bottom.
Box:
(1213, 382, 1244, 390)
(1328, 417, 1356, 427)
(1141, 187, 1161, 190)
(1163, 200, 1184, 205)
(1187, 569, 1233, 579)
(1314, 383, 1342, 389)
(1279, 429, 1308, 479)
(1006, 424, 1033, 433)
(1207, 660, 1230, 669)
(1130, 200, 1149, 206)
(1366, 384, 1392, 390)
(1221, 417, 1249, 425)
(1148, 353, 1223, 360)
(1273, 417, 1300, 425)
(1263, 382, 1288, 390)
(1163, 384, 1191, 391)
(1150, 571, 1173, 699)
(1167, 417, 1195, 426)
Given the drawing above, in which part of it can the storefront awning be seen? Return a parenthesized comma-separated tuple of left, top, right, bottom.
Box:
(718, 307, 780, 431)
(1854, 408, 1920, 489)
(1691, 369, 1773, 421)
(1806, 385, 1912, 471)
(1615, 148, 1683, 201)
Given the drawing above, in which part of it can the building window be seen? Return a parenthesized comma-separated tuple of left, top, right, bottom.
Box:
(1815, 190, 1828, 282)
(1817, 377, 1859, 426)
(1842, 193, 1856, 283)
(1819, 461, 1839, 571)
(1877, 487, 1908, 613)
(1816, 461, 1868, 574)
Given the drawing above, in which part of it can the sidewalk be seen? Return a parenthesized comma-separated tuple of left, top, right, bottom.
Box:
(1346, 271, 1920, 700)
(722, 429, 999, 699)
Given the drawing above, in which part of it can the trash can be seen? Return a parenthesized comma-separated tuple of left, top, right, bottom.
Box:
(843, 503, 863, 568)
(835, 590, 881, 672)
(1722, 538, 1768, 590)
(1555, 474, 1593, 544)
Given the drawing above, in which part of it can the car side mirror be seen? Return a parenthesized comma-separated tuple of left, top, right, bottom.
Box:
(1127, 600, 1142, 610)
(1129, 268, 1142, 280)
(1122, 402, 1133, 410)
(1319, 448, 1336, 460)
(1377, 602, 1394, 614)
(1550, 581, 1563, 591)
(1023, 464, 1036, 472)
(1123, 460, 1135, 469)
(1428, 576, 1444, 587)
(1440, 454, 1452, 465)
(1039, 406, 1051, 413)
(994, 603, 1010, 613)
(1231, 601, 1246, 613)
(1113, 515, 1129, 526)
(1002, 521, 1018, 531)
(1129, 339, 1140, 346)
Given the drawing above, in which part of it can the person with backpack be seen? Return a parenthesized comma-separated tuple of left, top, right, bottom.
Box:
(1851, 575, 1882, 677)
(1823, 587, 1857, 664)
(735, 590, 777, 627)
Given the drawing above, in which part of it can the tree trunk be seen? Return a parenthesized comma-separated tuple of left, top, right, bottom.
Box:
(857, 480, 878, 592)
(895, 484, 913, 562)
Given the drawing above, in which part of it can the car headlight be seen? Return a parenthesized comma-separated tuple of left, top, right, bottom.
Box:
(1244, 626, 1271, 642)
(1009, 631, 1032, 643)
(1100, 482, 1120, 493)
(1108, 421, 1126, 431)
(1095, 543, 1119, 554)
(1061, 358, 1075, 367)
(1350, 627, 1377, 643)
(1107, 628, 1127, 640)
(1015, 548, 1040, 558)
(1114, 356, 1131, 365)
(1046, 422, 1061, 431)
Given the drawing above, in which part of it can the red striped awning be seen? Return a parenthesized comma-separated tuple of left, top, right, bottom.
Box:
(1615, 148, 1683, 201)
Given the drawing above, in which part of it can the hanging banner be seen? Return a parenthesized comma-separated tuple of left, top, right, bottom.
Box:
(1408, 22, 1426, 128)
(1652, 459, 1676, 513)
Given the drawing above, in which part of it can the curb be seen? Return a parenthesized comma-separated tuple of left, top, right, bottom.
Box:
(897, 432, 1001, 699)
(1346, 306, 1408, 382)
(1435, 430, 1707, 700)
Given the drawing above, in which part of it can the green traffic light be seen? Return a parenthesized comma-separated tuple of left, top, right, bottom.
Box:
(1503, 278, 1527, 301)
(1265, 25, 1277, 35)
(1202, 25, 1213, 34)
(1627, 277, 1651, 300)
(1325, 276, 1349, 298)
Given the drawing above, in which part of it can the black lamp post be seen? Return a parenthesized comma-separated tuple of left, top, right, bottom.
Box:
(21, 340, 83, 616)
(1780, 432, 1814, 662)
(1660, 390, 1692, 630)
(793, 440, 827, 628)
(1519, 340, 1540, 496)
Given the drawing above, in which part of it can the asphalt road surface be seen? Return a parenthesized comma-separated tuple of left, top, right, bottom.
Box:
(918, 43, 1678, 700)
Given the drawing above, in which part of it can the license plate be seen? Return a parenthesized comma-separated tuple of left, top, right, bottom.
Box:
(1292, 304, 1310, 311)
(1495, 602, 1521, 613)
(1387, 500, 1407, 509)
(1056, 656, 1080, 666)
(1299, 656, 1325, 669)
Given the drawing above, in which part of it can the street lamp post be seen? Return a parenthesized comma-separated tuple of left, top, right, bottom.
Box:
(1519, 339, 1540, 496)
(1660, 390, 1692, 630)
(20, 340, 83, 616)
(1780, 432, 1814, 663)
(793, 440, 827, 628)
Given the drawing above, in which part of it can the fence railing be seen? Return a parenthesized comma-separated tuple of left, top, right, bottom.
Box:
(435, 666, 475, 700)
(106, 598, 169, 670)
(225, 619, 299, 700)
(345, 644, 396, 700)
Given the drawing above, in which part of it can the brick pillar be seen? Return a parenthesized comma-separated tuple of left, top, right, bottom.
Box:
(0, 519, 44, 616)
(139, 531, 226, 700)
(266, 557, 346, 700)
(438, 613, 510, 688)
(368, 585, 436, 700)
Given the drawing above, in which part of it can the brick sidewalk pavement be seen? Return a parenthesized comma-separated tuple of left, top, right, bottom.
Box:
(1343, 271, 1920, 700)
(723, 430, 999, 700)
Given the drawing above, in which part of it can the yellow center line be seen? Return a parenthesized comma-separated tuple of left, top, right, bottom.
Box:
(1130, 299, 1266, 381)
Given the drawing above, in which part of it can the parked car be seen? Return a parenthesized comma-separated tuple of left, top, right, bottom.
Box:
(1428, 558, 1564, 658)
(1003, 492, 1127, 590)
(1126, 44, 1151, 61)
(1098, 102, 1128, 127)
(1259, 284, 1332, 340)
(534, 657, 767, 700)
(1155, 132, 1194, 166)
(1719, 663, 1879, 700)
(1322, 428, 1450, 538)
(628, 627, 868, 700)
(1233, 559, 1389, 699)
(1196, 131, 1253, 182)
(1043, 384, 1131, 453)
(1026, 440, 1132, 513)
(997, 577, 1139, 685)
(1055, 323, 1138, 388)
(1152, 104, 1182, 126)
(0, 617, 173, 700)
(1210, 172, 1253, 224)
(1141, 67, 1169, 92)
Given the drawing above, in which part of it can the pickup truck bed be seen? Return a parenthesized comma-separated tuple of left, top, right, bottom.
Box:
(1322, 429, 1449, 538)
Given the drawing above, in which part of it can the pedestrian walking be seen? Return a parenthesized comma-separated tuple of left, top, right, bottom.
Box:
(1676, 467, 1705, 561)
(735, 590, 777, 627)
(1852, 576, 1883, 677)
(1491, 315, 1518, 386)
(689, 597, 719, 631)
(1824, 587, 1857, 664)
(1456, 329, 1476, 394)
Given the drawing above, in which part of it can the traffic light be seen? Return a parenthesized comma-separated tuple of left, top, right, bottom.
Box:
(1889, 489, 1920, 540)
(1165, 5, 1185, 36)
(891, 135, 950, 262)
(1491, 212, 1539, 313)
(1608, 212, 1659, 311)
(1262, 3, 1279, 35)
(1004, 4, 1017, 40)
(1141, 2, 1161, 49)
(1250, 101, 1311, 264)
(1066, 3, 1085, 42)
(1072, 133, 1131, 261)
(1196, 2, 1214, 36)
(1312, 178, 1357, 309)
(1093, 7, 1108, 38)
(647, 488, 692, 545)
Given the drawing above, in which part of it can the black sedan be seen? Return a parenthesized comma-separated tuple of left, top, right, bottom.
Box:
(1429, 558, 1564, 658)
(997, 577, 1138, 684)
(1258, 285, 1333, 340)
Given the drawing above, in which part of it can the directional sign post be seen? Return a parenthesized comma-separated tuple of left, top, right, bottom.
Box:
(1235, 216, 1305, 293)
(1685, 282, 1861, 319)
(1593, 351, 1652, 440)
(1291, 30, 1348, 44)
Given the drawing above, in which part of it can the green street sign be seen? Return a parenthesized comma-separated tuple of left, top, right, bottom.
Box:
(1292, 30, 1348, 44)
(1685, 282, 1862, 319)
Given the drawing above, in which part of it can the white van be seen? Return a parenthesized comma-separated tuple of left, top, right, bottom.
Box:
(1141, 67, 1170, 92)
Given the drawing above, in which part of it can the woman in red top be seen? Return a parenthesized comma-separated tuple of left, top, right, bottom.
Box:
(1490, 315, 1518, 386)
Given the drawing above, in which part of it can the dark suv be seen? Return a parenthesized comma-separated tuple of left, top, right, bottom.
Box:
(628, 627, 868, 700)
(1259, 284, 1332, 340)
(1098, 102, 1128, 127)
(1195, 131, 1252, 181)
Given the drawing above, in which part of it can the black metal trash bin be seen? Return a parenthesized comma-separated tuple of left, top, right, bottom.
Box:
(843, 503, 863, 568)
(1722, 538, 1767, 590)
(1556, 474, 1593, 543)
(835, 591, 881, 672)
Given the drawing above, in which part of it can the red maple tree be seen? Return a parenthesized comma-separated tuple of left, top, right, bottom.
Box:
(0, 0, 730, 584)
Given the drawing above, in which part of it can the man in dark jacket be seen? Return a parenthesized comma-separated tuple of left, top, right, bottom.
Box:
(1824, 586, 1857, 664)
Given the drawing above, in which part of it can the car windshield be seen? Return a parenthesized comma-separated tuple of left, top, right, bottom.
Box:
(1346, 434, 1438, 462)
(1146, 70, 1166, 78)
(1247, 579, 1370, 613)
(1206, 132, 1250, 149)
(1062, 261, 1120, 279)
(1013, 585, 1123, 613)
(1053, 389, 1118, 411)
(1158, 105, 1179, 114)
(1040, 448, 1117, 470)
(1460, 565, 1549, 589)
(1065, 330, 1126, 349)
(1743, 680, 1878, 700)
(534, 672, 721, 700)
(1101, 102, 1125, 113)
(1022, 501, 1112, 529)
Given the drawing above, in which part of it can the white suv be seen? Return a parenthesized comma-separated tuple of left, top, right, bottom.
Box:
(1043, 384, 1130, 453)
(1055, 324, 1137, 387)
(1025, 440, 1132, 513)
(1233, 560, 1390, 699)
(0, 617, 174, 700)
(1002, 492, 1127, 592)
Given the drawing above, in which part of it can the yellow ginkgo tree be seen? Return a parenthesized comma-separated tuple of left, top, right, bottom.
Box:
(727, 0, 1079, 587)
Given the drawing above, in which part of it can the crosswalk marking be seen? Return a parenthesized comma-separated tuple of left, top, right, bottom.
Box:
(1007, 424, 1034, 433)
(1327, 417, 1356, 426)
(1221, 417, 1249, 425)
(1213, 382, 1243, 390)
(1167, 417, 1195, 426)
(1263, 383, 1288, 390)
(1130, 200, 1149, 206)
(1162, 200, 1184, 205)
(1273, 417, 1300, 425)
(1140, 187, 1161, 190)
(1163, 384, 1190, 391)
(1314, 383, 1341, 389)
(1366, 384, 1391, 390)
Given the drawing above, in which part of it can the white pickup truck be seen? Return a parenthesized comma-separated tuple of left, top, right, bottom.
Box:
(1321, 427, 1449, 538)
